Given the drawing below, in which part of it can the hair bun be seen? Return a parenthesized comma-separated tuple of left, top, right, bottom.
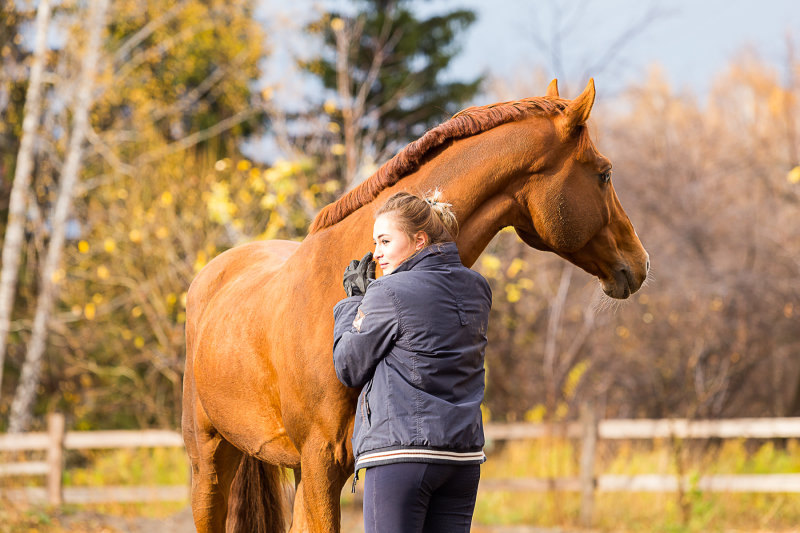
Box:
(424, 189, 458, 239)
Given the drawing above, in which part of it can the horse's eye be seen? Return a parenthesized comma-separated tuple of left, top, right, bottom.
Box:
(599, 170, 612, 184)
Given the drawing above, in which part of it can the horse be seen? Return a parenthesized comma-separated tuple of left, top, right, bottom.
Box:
(181, 79, 649, 532)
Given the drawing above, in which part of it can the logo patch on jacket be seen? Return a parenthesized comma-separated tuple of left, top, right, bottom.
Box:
(353, 308, 366, 332)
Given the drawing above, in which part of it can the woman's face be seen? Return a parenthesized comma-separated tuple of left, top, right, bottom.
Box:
(373, 213, 425, 275)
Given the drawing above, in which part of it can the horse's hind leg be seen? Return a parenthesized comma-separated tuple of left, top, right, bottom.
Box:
(188, 416, 243, 532)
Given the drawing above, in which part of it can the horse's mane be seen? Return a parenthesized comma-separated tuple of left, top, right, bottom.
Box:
(308, 96, 570, 234)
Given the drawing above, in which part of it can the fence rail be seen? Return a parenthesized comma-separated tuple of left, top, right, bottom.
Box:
(0, 414, 186, 506)
(2, 412, 800, 521)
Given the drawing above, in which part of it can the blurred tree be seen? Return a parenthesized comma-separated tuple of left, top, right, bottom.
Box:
(0, 0, 278, 430)
(295, 0, 482, 186)
(0, 0, 51, 402)
(0, 2, 32, 205)
(97, 0, 267, 160)
(54, 152, 322, 429)
(7, 0, 107, 433)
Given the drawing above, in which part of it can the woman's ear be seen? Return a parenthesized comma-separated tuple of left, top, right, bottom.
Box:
(415, 231, 428, 250)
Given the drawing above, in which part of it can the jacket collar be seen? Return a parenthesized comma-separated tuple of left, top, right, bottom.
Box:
(390, 241, 462, 275)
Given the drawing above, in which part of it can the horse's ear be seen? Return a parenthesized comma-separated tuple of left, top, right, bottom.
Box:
(546, 79, 559, 97)
(557, 78, 595, 140)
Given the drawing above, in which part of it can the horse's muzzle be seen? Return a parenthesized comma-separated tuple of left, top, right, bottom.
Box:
(603, 263, 642, 299)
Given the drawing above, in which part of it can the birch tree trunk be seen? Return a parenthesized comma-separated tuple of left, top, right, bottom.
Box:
(0, 0, 51, 399)
(8, 0, 109, 432)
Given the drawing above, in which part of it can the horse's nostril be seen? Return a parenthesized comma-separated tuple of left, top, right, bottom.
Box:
(646, 259, 650, 273)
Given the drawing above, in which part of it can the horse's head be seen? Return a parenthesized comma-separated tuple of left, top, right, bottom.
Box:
(512, 79, 649, 299)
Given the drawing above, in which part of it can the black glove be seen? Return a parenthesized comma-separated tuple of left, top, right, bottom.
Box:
(343, 252, 376, 297)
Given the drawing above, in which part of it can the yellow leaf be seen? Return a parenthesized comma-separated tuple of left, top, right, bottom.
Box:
(129, 229, 142, 243)
(160, 191, 173, 206)
(238, 189, 252, 203)
(131, 306, 142, 318)
(51, 269, 65, 283)
(481, 254, 500, 271)
(330, 143, 346, 156)
(524, 404, 547, 423)
(505, 284, 521, 303)
(194, 251, 207, 272)
(323, 99, 337, 114)
(788, 166, 800, 184)
(78, 241, 90, 253)
(506, 258, 525, 278)
(97, 265, 110, 280)
(103, 238, 116, 253)
(480, 254, 501, 279)
(155, 226, 169, 239)
(563, 361, 588, 399)
(134, 336, 145, 348)
(237, 159, 251, 171)
(84, 303, 96, 320)
(330, 17, 344, 31)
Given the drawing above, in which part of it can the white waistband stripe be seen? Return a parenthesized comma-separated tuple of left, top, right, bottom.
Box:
(356, 449, 485, 467)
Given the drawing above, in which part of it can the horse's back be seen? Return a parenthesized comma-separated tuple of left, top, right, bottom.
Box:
(186, 239, 299, 324)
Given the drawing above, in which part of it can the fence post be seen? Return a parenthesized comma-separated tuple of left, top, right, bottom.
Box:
(46, 413, 65, 506)
(579, 403, 597, 527)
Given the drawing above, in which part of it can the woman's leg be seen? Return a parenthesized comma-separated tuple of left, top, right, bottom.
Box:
(363, 463, 431, 533)
(422, 464, 481, 533)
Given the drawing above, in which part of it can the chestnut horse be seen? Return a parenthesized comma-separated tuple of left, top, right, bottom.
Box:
(182, 79, 649, 532)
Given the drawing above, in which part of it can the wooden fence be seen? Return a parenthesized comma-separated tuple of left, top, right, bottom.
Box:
(483, 407, 800, 526)
(2, 411, 800, 525)
(0, 413, 187, 506)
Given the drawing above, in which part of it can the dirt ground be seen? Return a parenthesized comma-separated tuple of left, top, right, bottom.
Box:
(43, 504, 569, 533)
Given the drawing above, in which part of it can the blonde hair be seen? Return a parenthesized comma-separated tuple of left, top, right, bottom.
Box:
(375, 190, 458, 246)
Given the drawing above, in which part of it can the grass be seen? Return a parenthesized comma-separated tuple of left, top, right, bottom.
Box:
(472, 437, 800, 532)
(3, 440, 800, 531)
(0, 447, 190, 532)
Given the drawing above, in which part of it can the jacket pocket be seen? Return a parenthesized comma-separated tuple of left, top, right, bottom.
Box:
(456, 295, 468, 326)
(360, 379, 373, 426)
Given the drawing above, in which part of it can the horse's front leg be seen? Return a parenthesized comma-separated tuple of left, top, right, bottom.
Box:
(289, 434, 352, 532)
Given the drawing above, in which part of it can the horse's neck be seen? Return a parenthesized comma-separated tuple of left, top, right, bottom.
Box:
(316, 116, 549, 270)
(403, 129, 537, 268)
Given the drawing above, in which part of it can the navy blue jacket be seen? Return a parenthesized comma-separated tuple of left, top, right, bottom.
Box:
(333, 242, 492, 472)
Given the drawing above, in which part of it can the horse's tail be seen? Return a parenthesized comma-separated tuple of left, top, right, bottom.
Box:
(227, 455, 287, 533)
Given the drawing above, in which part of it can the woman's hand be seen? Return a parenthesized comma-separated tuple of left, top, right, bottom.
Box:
(343, 252, 376, 297)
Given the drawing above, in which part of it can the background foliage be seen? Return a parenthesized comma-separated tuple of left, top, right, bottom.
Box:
(0, 0, 798, 443)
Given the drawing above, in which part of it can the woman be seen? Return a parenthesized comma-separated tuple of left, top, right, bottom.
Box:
(333, 191, 492, 533)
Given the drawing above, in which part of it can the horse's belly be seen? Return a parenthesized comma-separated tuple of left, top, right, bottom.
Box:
(193, 337, 302, 467)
